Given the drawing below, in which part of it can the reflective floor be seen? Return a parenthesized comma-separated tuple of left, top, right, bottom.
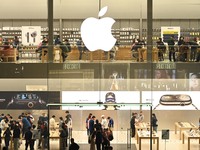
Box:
(1, 131, 200, 150)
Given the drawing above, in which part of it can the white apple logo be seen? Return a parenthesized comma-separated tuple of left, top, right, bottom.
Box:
(81, 6, 116, 51)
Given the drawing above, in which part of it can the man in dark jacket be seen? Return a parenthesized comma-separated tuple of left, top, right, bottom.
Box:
(130, 112, 136, 138)
(25, 126, 33, 150)
(69, 138, 79, 150)
(167, 36, 176, 62)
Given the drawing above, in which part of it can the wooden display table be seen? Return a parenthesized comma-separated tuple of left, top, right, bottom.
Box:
(175, 122, 197, 140)
(0, 48, 18, 62)
(136, 130, 159, 150)
(137, 47, 159, 62)
(182, 130, 200, 150)
(135, 122, 150, 139)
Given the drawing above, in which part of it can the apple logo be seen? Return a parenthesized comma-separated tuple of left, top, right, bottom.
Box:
(80, 6, 116, 51)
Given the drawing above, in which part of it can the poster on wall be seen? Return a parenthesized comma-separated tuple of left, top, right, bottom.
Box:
(102, 63, 128, 91)
(188, 72, 200, 91)
(62, 91, 140, 110)
(142, 91, 200, 110)
(161, 27, 180, 43)
(0, 91, 60, 109)
(21, 26, 41, 46)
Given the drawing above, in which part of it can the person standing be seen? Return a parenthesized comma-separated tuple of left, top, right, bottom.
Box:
(130, 113, 136, 138)
(101, 115, 108, 130)
(69, 138, 80, 150)
(13, 123, 21, 150)
(59, 123, 68, 150)
(95, 129, 103, 150)
(152, 113, 158, 132)
(3, 127, 12, 150)
(137, 111, 144, 123)
(90, 131, 96, 150)
(86, 113, 92, 136)
(190, 37, 199, 61)
(89, 116, 96, 135)
(156, 37, 166, 61)
(65, 111, 72, 138)
(107, 117, 114, 130)
(24, 126, 33, 150)
(76, 38, 83, 60)
(167, 36, 176, 62)
(49, 115, 56, 131)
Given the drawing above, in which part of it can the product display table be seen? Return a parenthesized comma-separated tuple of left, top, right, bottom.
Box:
(182, 130, 200, 150)
(135, 122, 150, 139)
(136, 131, 159, 150)
(175, 122, 197, 140)
(50, 129, 60, 139)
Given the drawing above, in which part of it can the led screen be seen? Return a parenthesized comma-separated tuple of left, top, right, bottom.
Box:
(0, 91, 60, 109)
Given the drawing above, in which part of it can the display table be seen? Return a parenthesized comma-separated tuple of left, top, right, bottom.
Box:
(135, 122, 150, 139)
(175, 122, 197, 140)
(182, 130, 200, 150)
(50, 129, 60, 139)
(136, 131, 159, 150)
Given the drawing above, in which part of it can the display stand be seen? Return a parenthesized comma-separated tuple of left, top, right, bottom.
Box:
(162, 129, 170, 150)
(127, 128, 131, 148)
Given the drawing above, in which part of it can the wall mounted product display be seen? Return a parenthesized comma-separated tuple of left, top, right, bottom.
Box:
(0, 91, 60, 109)
(142, 91, 200, 110)
(62, 91, 140, 110)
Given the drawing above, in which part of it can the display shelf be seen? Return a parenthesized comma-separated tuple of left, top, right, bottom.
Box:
(2, 27, 22, 43)
(119, 28, 139, 46)
(19, 46, 39, 59)
(62, 28, 81, 46)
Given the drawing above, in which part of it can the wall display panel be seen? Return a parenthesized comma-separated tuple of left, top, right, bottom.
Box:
(142, 91, 200, 110)
(62, 91, 140, 110)
(0, 91, 60, 109)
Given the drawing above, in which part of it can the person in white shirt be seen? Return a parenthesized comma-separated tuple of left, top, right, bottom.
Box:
(101, 115, 108, 130)
(137, 111, 144, 123)
(49, 115, 56, 130)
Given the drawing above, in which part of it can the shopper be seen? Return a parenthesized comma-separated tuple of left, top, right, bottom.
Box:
(21, 115, 32, 137)
(89, 116, 96, 135)
(101, 115, 108, 130)
(41, 125, 48, 149)
(24, 126, 33, 150)
(107, 117, 114, 130)
(156, 37, 166, 61)
(90, 131, 96, 150)
(167, 35, 176, 62)
(189, 37, 199, 61)
(69, 138, 80, 150)
(137, 111, 144, 123)
(152, 113, 158, 132)
(49, 115, 56, 130)
(76, 38, 84, 60)
(59, 123, 68, 150)
(3, 127, 12, 150)
(65, 111, 72, 138)
(13, 123, 21, 150)
(86, 113, 92, 136)
(94, 119, 102, 131)
(95, 129, 103, 150)
(130, 112, 136, 137)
